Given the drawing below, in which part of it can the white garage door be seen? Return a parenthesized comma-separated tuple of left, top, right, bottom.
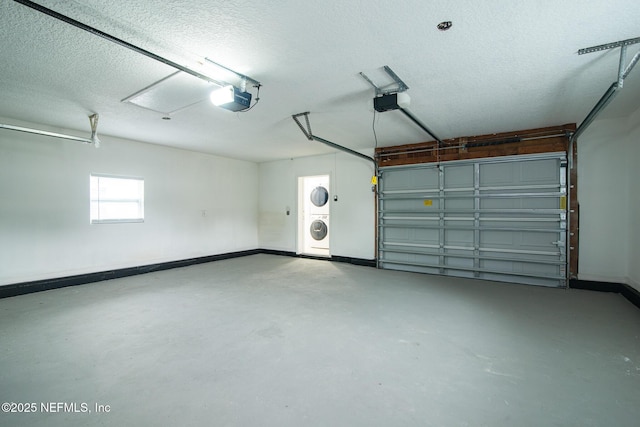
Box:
(378, 153, 567, 287)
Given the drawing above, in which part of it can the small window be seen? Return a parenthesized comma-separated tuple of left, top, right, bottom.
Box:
(90, 174, 144, 223)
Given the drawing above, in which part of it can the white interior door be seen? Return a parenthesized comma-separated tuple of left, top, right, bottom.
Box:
(298, 175, 330, 257)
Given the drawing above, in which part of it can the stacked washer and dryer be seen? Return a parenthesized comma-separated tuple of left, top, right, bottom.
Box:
(309, 185, 330, 252)
(301, 175, 330, 257)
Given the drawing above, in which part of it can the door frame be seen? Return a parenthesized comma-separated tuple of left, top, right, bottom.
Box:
(297, 174, 331, 256)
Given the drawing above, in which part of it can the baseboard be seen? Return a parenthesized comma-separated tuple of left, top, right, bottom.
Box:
(259, 249, 298, 258)
(259, 249, 376, 267)
(330, 255, 377, 267)
(575, 274, 629, 285)
(7, 255, 635, 309)
(0, 249, 260, 299)
(626, 277, 640, 293)
(570, 279, 640, 310)
(0, 249, 377, 299)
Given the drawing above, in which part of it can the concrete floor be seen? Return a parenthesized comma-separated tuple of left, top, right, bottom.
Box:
(0, 254, 639, 427)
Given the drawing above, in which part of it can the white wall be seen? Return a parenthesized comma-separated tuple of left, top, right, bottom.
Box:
(626, 110, 640, 291)
(578, 110, 640, 291)
(4, 113, 636, 289)
(0, 119, 258, 286)
(259, 151, 376, 260)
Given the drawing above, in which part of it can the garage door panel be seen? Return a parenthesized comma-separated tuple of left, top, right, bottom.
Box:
(412, 228, 440, 245)
(481, 221, 560, 230)
(480, 198, 559, 210)
(480, 230, 559, 251)
(444, 196, 474, 210)
(518, 231, 561, 249)
(480, 259, 559, 275)
(479, 250, 559, 261)
(384, 199, 440, 211)
(384, 251, 440, 265)
(481, 212, 560, 226)
(445, 247, 474, 254)
(445, 229, 474, 246)
(383, 168, 438, 191)
(384, 227, 439, 246)
(522, 197, 559, 209)
(379, 153, 567, 288)
(479, 230, 515, 246)
(479, 162, 515, 186)
(384, 228, 412, 242)
(480, 158, 558, 186)
(445, 256, 475, 269)
(480, 273, 560, 287)
(480, 198, 517, 209)
(444, 165, 474, 188)
(520, 159, 559, 183)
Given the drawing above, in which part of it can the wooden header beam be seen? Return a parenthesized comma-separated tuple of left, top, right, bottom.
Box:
(375, 124, 576, 167)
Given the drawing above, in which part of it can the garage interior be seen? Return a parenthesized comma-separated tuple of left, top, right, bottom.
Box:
(1, 1, 639, 426)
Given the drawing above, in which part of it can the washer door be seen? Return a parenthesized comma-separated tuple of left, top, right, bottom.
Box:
(310, 186, 329, 207)
(310, 220, 328, 241)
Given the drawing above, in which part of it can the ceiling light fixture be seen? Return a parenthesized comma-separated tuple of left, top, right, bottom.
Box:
(209, 85, 253, 112)
(205, 58, 261, 112)
(210, 85, 235, 106)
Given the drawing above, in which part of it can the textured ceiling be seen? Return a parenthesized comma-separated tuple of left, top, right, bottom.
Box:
(1, 0, 639, 162)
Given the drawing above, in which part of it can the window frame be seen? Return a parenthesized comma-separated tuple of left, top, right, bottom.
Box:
(90, 173, 145, 224)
